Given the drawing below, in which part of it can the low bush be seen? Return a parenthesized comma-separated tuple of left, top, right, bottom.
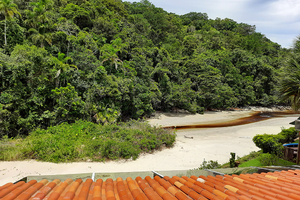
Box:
(252, 127, 297, 155)
(222, 151, 295, 168)
(0, 135, 27, 160)
(252, 134, 283, 154)
(197, 160, 222, 170)
(238, 151, 261, 162)
(0, 120, 176, 162)
(258, 153, 278, 166)
(239, 153, 295, 167)
(277, 127, 298, 143)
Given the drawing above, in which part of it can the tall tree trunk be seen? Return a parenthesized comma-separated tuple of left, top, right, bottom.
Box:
(67, 39, 70, 56)
(1, 65, 4, 88)
(4, 17, 7, 46)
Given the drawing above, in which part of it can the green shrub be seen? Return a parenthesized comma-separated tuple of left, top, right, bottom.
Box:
(252, 134, 282, 154)
(15, 120, 176, 162)
(277, 127, 297, 144)
(258, 153, 278, 166)
(253, 127, 297, 155)
(229, 152, 236, 168)
(0, 136, 26, 160)
(197, 160, 221, 170)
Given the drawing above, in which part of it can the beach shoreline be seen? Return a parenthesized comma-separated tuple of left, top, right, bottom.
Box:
(147, 110, 257, 127)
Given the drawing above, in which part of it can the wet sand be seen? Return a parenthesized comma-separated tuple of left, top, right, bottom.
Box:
(0, 110, 298, 185)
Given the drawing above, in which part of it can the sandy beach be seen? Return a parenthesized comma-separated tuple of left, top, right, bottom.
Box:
(0, 110, 298, 185)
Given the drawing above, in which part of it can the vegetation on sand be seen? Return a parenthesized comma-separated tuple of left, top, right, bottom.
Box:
(0, 120, 176, 162)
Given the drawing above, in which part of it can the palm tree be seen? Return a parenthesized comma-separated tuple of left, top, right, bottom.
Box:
(278, 53, 300, 111)
(100, 38, 124, 74)
(0, 0, 21, 46)
(279, 45, 300, 165)
(28, 25, 52, 48)
(25, 0, 52, 29)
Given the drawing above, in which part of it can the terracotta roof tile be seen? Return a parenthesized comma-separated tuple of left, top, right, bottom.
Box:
(4, 170, 300, 199)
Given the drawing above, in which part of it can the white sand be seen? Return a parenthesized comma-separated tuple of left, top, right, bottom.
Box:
(0, 110, 298, 185)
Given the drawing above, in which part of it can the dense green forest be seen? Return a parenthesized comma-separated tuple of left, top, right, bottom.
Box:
(0, 0, 293, 137)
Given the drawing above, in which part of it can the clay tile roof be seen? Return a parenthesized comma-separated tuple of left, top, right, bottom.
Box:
(2, 170, 300, 200)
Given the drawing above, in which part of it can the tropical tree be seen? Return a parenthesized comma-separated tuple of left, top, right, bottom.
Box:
(293, 35, 300, 53)
(25, 0, 54, 47)
(278, 53, 300, 110)
(56, 18, 79, 55)
(101, 38, 125, 73)
(0, 0, 21, 46)
(28, 24, 52, 47)
(24, 0, 53, 29)
(54, 52, 77, 86)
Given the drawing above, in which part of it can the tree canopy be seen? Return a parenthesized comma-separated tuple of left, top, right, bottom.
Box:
(0, 0, 293, 137)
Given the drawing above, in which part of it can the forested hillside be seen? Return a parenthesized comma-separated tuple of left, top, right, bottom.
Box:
(0, 0, 289, 137)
